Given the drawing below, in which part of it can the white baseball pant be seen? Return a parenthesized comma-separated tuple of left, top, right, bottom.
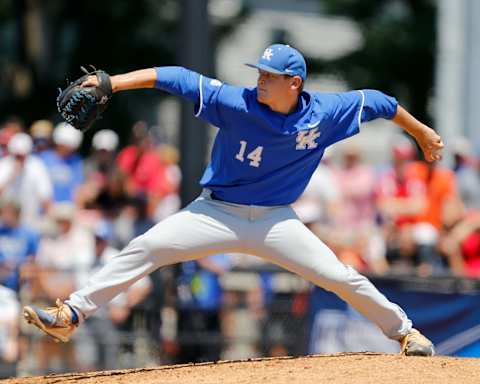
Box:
(67, 189, 412, 340)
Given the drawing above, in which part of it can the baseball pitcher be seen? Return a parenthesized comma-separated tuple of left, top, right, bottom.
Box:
(24, 44, 442, 356)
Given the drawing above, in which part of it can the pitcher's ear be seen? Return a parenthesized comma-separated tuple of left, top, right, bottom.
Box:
(291, 76, 303, 93)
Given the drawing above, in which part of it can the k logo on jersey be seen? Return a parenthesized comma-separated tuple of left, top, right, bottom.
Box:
(296, 128, 321, 150)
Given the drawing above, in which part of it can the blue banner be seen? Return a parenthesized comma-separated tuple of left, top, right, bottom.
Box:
(308, 276, 480, 357)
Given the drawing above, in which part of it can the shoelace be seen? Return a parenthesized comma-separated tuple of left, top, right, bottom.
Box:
(44, 299, 71, 327)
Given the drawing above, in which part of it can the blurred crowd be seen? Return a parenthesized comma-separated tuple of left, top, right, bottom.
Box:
(0, 117, 182, 376)
(293, 134, 480, 280)
(0, 115, 479, 376)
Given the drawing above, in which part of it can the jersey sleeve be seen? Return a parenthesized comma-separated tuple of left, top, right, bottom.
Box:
(155, 66, 201, 102)
(322, 90, 398, 147)
(321, 91, 363, 147)
(361, 89, 398, 122)
(194, 76, 245, 129)
(155, 66, 244, 129)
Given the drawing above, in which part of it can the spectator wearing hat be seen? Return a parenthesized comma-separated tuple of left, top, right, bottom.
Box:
(0, 133, 53, 229)
(89, 129, 119, 180)
(38, 123, 85, 204)
(30, 119, 53, 155)
(77, 130, 120, 211)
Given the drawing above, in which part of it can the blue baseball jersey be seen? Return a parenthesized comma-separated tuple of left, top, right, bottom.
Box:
(39, 150, 85, 203)
(155, 67, 398, 206)
(0, 225, 39, 291)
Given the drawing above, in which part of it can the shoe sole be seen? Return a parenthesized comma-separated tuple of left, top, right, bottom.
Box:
(23, 306, 68, 343)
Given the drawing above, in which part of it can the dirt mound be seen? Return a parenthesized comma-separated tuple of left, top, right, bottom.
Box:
(4, 353, 480, 384)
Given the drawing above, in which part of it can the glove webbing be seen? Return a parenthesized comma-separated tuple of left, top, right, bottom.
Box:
(59, 89, 96, 125)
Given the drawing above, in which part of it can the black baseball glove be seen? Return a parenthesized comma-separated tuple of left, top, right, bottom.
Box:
(57, 66, 112, 132)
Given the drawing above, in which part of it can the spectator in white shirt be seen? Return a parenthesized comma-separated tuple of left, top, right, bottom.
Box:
(0, 133, 52, 230)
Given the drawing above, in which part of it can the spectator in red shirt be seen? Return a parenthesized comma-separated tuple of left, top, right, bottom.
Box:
(376, 137, 434, 276)
(440, 211, 480, 278)
(149, 144, 181, 221)
(116, 121, 168, 197)
(376, 136, 426, 229)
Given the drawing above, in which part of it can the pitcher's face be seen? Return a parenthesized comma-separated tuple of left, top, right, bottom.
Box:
(256, 70, 293, 105)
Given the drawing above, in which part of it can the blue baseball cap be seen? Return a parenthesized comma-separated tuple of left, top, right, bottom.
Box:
(245, 44, 307, 80)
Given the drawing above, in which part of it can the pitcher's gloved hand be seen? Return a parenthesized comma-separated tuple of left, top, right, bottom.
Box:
(57, 66, 112, 132)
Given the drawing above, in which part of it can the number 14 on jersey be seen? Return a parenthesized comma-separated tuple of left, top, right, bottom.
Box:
(235, 140, 264, 167)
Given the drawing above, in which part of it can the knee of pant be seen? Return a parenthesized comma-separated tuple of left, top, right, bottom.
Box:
(127, 235, 153, 256)
(128, 234, 174, 259)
